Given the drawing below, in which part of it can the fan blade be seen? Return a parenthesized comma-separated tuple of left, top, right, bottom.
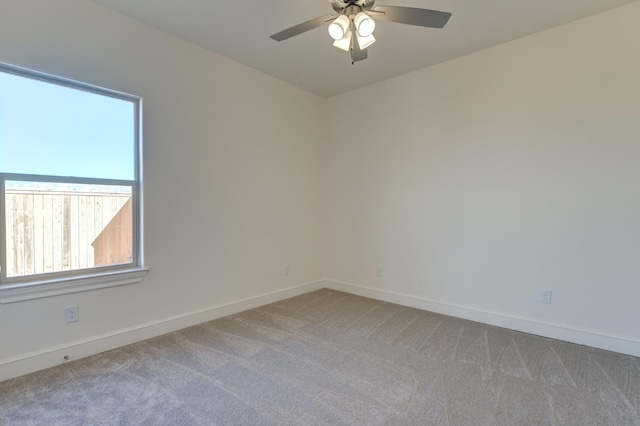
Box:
(270, 15, 335, 41)
(350, 44, 368, 62)
(373, 6, 451, 28)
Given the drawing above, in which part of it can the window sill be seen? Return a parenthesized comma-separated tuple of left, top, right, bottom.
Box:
(0, 268, 148, 304)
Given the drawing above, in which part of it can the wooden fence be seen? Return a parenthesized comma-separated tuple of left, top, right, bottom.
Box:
(5, 189, 131, 278)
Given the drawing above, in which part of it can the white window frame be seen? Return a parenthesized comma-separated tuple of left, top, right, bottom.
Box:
(0, 62, 147, 303)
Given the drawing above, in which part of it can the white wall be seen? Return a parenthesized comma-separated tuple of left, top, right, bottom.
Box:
(325, 2, 640, 355)
(0, 0, 326, 379)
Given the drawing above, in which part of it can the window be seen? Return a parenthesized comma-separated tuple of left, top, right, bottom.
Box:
(0, 63, 146, 303)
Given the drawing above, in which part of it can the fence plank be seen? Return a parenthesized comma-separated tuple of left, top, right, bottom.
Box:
(70, 196, 79, 270)
(94, 196, 103, 250)
(33, 194, 44, 274)
(13, 193, 25, 277)
(78, 196, 87, 269)
(52, 195, 63, 272)
(6, 194, 15, 277)
(63, 195, 71, 271)
(86, 195, 95, 267)
(43, 195, 53, 273)
(23, 194, 34, 275)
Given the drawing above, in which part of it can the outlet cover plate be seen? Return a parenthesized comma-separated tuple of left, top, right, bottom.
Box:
(65, 305, 79, 323)
(540, 289, 552, 304)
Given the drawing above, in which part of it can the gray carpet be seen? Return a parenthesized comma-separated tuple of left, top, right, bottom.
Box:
(1, 289, 639, 425)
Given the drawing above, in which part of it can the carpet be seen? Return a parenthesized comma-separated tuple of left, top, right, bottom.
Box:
(1, 289, 639, 425)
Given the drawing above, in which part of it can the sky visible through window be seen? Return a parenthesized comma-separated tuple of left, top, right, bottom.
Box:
(0, 70, 135, 187)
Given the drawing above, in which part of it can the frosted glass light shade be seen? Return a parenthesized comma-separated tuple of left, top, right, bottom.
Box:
(356, 32, 376, 49)
(333, 29, 352, 51)
(354, 12, 375, 37)
(328, 15, 350, 40)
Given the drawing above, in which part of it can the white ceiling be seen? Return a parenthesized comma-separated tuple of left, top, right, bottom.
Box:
(90, 0, 636, 97)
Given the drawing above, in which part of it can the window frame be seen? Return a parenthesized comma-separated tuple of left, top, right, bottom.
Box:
(0, 62, 146, 303)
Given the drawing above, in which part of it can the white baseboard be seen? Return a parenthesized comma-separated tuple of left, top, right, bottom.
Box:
(324, 279, 640, 358)
(4, 279, 638, 382)
(0, 280, 324, 382)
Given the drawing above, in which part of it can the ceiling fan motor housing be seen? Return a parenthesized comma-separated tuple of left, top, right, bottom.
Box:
(331, 0, 375, 14)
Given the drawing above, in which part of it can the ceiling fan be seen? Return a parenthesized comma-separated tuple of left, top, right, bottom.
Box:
(270, 0, 451, 63)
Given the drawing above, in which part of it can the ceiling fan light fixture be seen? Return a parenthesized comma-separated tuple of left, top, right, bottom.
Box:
(332, 29, 352, 51)
(356, 32, 375, 49)
(354, 12, 375, 37)
(269, 1, 452, 64)
(328, 15, 350, 40)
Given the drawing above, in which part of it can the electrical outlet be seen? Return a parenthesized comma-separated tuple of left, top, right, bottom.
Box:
(540, 289, 552, 304)
(284, 265, 290, 276)
(65, 305, 79, 323)
(376, 266, 383, 277)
